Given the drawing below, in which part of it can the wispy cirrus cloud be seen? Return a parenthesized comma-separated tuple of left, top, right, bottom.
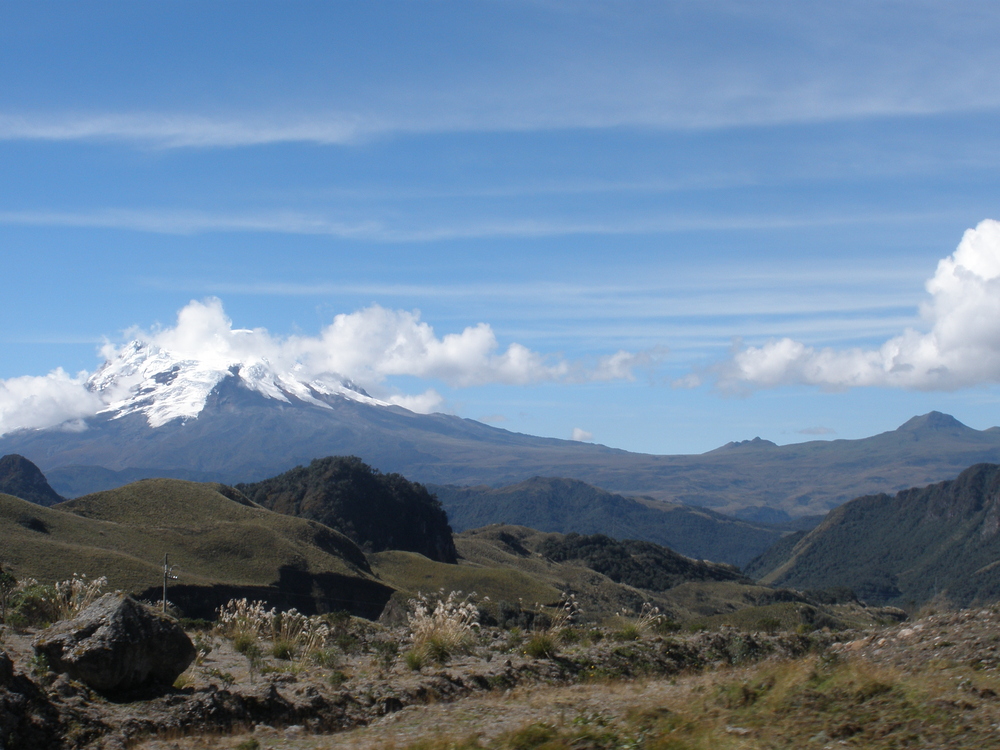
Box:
(0, 113, 368, 148)
(4, 4, 1000, 150)
(0, 206, 960, 242)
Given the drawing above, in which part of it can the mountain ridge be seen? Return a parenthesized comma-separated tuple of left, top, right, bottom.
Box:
(431, 476, 787, 567)
(0, 333, 996, 519)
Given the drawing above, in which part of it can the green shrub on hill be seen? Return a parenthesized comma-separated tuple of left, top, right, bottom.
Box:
(537, 532, 748, 592)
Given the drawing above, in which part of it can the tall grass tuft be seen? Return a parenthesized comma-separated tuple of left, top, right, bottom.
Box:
(216, 598, 330, 662)
(407, 590, 480, 665)
(53, 574, 108, 621)
(615, 602, 665, 641)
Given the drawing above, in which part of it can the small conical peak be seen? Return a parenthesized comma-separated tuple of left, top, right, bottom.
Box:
(710, 436, 779, 453)
(897, 411, 969, 433)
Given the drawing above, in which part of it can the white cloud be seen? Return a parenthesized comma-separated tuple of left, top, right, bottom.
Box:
(0, 207, 956, 242)
(0, 299, 649, 434)
(715, 219, 1000, 392)
(385, 390, 445, 414)
(0, 369, 102, 435)
(571, 427, 594, 442)
(126, 299, 651, 390)
(0, 113, 365, 149)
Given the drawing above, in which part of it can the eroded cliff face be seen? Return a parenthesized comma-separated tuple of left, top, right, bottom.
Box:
(758, 463, 1000, 608)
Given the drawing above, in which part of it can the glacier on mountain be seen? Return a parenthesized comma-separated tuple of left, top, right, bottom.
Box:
(86, 340, 386, 428)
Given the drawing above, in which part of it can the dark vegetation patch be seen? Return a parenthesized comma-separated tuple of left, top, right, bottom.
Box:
(238, 456, 458, 564)
(536, 532, 748, 593)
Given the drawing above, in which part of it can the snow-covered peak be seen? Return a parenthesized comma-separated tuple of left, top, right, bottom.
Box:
(86, 340, 387, 428)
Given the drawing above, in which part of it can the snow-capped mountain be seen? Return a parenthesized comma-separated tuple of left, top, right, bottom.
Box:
(3, 345, 1000, 528)
(86, 340, 388, 428)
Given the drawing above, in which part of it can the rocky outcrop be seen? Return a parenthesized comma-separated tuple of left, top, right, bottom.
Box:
(0, 649, 66, 750)
(238, 456, 458, 564)
(0, 454, 64, 507)
(33, 593, 195, 693)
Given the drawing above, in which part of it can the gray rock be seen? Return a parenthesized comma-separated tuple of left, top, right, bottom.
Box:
(33, 593, 195, 693)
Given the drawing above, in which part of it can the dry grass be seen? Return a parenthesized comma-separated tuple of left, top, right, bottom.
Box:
(215, 598, 330, 663)
(371, 550, 560, 607)
(135, 645, 1000, 750)
(406, 590, 481, 665)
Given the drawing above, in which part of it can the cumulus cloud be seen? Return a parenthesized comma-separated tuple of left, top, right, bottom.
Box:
(0, 298, 649, 435)
(109, 298, 644, 397)
(385, 390, 445, 414)
(715, 219, 1000, 392)
(0, 369, 102, 435)
(571, 427, 594, 442)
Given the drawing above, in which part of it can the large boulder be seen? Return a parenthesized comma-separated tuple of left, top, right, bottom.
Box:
(33, 593, 195, 693)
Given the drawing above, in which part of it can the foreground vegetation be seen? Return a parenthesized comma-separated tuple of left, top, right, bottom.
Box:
(127, 602, 1000, 750)
(4, 558, 998, 750)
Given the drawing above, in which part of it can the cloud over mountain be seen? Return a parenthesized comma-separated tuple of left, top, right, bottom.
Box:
(715, 220, 1000, 392)
(0, 370, 102, 435)
(0, 299, 649, 436)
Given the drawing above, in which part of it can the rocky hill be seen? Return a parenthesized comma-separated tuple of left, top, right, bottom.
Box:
(0, 454, 64, 506)
(237, 456, 458, 564)
(751, 463, 1000, 607)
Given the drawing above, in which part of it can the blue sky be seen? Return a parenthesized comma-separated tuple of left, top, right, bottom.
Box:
(4, 1, 1000, 454)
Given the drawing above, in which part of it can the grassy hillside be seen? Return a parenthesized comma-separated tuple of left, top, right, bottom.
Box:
(754, 463, 1000, 607)
(1, 479, 393, 618)
(743, 530, 808, 580)
(371, 549, 562, 606)
(431, 476, 784, 567)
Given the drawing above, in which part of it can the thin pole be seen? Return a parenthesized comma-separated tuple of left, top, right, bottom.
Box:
(162, 554, 178, 613)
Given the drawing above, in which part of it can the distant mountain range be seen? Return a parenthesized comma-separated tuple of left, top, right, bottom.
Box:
(748, 463, 1000, 608)
(2, 337, 999, 517)
(431, 476, 797, 568)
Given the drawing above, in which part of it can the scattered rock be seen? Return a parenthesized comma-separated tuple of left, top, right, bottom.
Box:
(33, 593, 196, 693)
